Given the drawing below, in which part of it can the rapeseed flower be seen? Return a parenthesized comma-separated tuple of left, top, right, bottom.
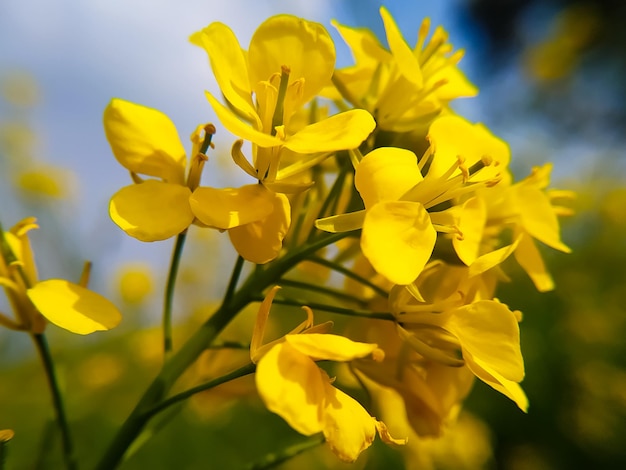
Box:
(332, 7, 477, 132)
(0, 218, 121, 334)
(316, 116, 507, 285)
(251, 286, 405, 462)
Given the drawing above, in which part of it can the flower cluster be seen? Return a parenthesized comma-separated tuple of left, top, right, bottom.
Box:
(98, 7, 571, 466)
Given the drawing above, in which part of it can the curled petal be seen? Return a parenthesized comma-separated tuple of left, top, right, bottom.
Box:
(228, 192, 291, 264)
(204, 91, 282, 148)
(256, 342, 324, 435)
(322, 381, 377, 462)
(513, 186, 571, 253)
(283, 110, 375, 154)
(465, 354, 529, 412)
(190, 23, 258, 123)
(362, 201, 436, 285)
(109, 181, 194, 242)
(514, 232, 555, 292)
(190, 184, 274, 230)
(446, 301, 524, 382)
(285, 334, 382, 362)
(27, 280, 121, 335)
(103, 99, 186, 184)
(355, 147, 422, 208)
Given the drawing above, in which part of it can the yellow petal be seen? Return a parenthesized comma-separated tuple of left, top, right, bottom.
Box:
(446, 300, 524, 382)
(355, 147, 423, 209)
(248, 15, 335, 111)
(514, 232, 555, 292)
(5, 217, 39, 284)
(315, 210, 366, 233)
(285, 334, 381, 362)
(109, 181, 194, 242)
(469, 236, 521, 277)
(103, 99, 186, 184)
(190, 23, 258, 123)
(513, 186, 571, 253)
(27, 280, 121, 335)
(453, 197, 487, 265)
(322, 381, 377, 462)
(362, 201, 436, 285)
(380, 7, 423, 88)
(465, 354, 529, 412)
(190, 184, 274, 230)
(228, 192, 290, 264)
(256, 342, 324, 435)
(428, 116, 509, 182)
(284, 109, 375, 154)
(204, 91, 282, 148)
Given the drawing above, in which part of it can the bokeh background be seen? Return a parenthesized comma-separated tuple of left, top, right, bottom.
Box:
(1, 0, 625, 468)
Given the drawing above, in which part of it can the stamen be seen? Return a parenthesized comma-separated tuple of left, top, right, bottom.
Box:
(415, 18, 431, 53)
(199, 123, 216, 155)
(270, 65, 291, 136)
(419, 26, 449, 66)
(186, 153, 209, 191)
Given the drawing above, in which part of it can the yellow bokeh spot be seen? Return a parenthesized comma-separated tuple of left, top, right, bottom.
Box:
(117, 264, 154, 305)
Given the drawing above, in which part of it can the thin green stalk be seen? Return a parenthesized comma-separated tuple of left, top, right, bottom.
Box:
(279, 278, 368, 306)
(32, 333, 77, 470)
(94, 231, 349, 470)
(306, 163, 349, 243)
(306, 255, 389, 299)
(221, 255, 244, 308)
(267, 297, 395, 322)
(145, 362, 256, 419)
(163, 231, 187, 357)
(246, 434, 325, 470)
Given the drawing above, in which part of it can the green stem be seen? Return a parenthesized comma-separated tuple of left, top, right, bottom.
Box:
(306, 256, 389, 299)
(279, 278, 368, 306)
(221, 255, 244, 308)
(93, 232, 349, 470)
(32, 333, 77, 470)
(145, 362, 256, 419)
(267, 297, 395, 322)
(163, 231, 187, 357)
(247, 434, 325, 470)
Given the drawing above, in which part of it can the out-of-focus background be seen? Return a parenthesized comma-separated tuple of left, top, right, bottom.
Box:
(1, 0, 625, 468)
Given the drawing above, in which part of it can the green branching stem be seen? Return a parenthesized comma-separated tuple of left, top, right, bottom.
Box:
(246, 434, 326, 470)
(93, 231, 350, 470)
(162, 231, 187, 357)
(278, 278, 368, 307)
(266, 297, 396, 322)
(306, 255, 389, 299)
(144, 362, 256, 419)
(32, 333, 77, 470)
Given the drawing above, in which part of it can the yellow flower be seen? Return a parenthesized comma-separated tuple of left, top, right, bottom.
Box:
(104, 99, 288, 263)
(0, 218, 121, 335)
(332, 7, 477, 131)
(391, 280, 528, 411)
(104, 98, 205, 241)
(192, 15, 376, 186)
(470, 163, 573, 291)
(251, 286, 405, 462)
(316, 116, 506, 285)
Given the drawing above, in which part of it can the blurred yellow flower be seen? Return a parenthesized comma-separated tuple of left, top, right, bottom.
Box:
(117, 264, 154, 305)
(0, 218, 121, 334)
(332, 7, 477, 131)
